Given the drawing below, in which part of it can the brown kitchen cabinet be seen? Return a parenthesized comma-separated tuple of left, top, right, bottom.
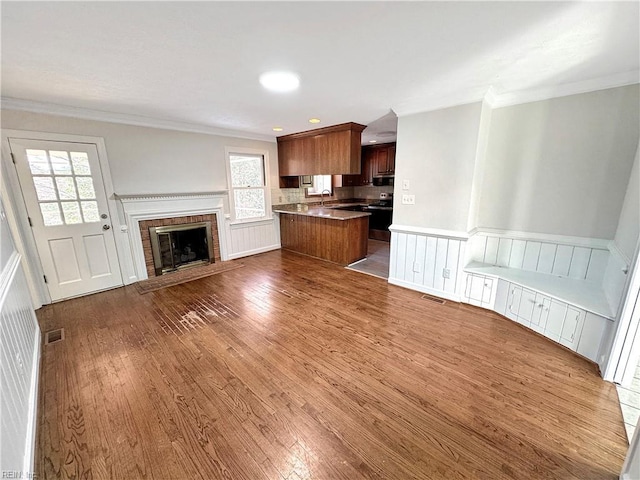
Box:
(279, 213, 368, 265)
(277, 122, 366, 176)
(372, 143, 396, 176)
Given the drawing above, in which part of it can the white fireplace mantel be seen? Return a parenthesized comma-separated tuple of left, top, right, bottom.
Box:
(117, 191, 230, 282)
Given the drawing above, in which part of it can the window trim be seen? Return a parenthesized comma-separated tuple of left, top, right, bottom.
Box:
(225, 147, 272, 224)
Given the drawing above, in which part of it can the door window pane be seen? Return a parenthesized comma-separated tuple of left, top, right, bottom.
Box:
(40, 203, 63, 226)
(27, 150, 50, 174)
(49, 151, 72, 175)
(71, 152, 91, 175)
(234, 189, 265, 219)
(61, 202, 82, 224)
(55, 177, 77, 200)
(80, 201, 100, 222)
(33, 177, 57, 201)
(75, 177, 96, 199)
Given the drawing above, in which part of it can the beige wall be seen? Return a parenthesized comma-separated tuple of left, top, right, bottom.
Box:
(393, 102, 482, 232)
(477, 85, 640, 238)
(1, 109, 277, 196)
(615, 142, 640, 260)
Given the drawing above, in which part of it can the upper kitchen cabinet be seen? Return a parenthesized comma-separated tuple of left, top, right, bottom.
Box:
(371, 143, 396, 176)
(277, 122, 366, 176)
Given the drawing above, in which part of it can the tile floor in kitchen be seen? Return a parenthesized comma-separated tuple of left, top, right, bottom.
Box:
(617, 363, 640, 442)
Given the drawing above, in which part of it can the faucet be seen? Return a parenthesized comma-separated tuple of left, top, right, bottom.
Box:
(321, 189, 331, 207)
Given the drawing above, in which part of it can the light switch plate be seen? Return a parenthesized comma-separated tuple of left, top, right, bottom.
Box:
(402, 194, 415, 205)
(402, 179, 410, 190)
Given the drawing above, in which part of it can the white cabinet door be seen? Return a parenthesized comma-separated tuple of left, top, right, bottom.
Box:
(481, 277, 494, 305)
(544, 300, 567, 342)
(577, 312, 610, 362)
(506, 284, 522, 321)
(465, 274, 485, 306)
(494, 279, 509, 316)
(465, 274, 494, 307)
(530, 294, 551, 334)
(517, 288, 537, 327)
(560, 306, 585, 351)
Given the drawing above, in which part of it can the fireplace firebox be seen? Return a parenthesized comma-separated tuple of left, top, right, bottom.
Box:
(149, 221, 214, 276)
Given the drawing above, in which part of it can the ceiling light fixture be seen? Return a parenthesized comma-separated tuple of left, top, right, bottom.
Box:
(272, 127, 284, 132)
(369, 140, 377, 143)
(309, 118, 321, 124)
(259, 71, 300, 93)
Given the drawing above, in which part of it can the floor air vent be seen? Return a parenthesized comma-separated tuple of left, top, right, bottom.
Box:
(421, 294, 446, 305)
(45, 328, 65, 345)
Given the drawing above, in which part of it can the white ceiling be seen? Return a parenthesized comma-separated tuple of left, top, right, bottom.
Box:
(1, 2, 638, 143)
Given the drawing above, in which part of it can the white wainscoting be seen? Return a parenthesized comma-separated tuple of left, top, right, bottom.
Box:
(388, 225, 468, 301)
(467, 229, 610, 283)
(227, 218, 280, 260)
(0, 252, 40, 477)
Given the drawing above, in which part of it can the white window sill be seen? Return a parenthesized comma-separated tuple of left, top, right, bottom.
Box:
(228, 217, 275, 227)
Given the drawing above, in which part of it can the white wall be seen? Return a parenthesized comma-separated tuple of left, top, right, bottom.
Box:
(614, 142, 640, 262)
(477, 85, 640, 239)
(393, 102, 482, 232)
(1, 109, 278, 196)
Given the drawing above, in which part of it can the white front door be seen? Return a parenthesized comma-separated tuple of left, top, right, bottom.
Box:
(9, 138, 123, 301)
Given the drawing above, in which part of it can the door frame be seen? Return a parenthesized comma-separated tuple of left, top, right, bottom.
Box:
(1, 130, 133, 307)
(604, 240, 640, 384)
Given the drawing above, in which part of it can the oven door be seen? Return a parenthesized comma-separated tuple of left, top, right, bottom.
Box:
(365, 207, 392, 241)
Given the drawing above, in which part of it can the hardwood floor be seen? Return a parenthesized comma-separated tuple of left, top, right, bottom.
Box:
(35, 249, 628, 479)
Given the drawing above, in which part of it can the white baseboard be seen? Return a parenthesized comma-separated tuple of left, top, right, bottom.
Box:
(388, 277, 461, 303)
(227, 244, 281, 260)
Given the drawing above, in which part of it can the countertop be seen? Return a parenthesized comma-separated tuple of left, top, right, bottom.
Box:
(273, 203, 371, 221)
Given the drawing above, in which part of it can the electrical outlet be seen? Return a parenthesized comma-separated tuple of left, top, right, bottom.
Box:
(442, 268, 451, 279)
(401, 194, 415, 205)
(413, 261, 421, 273)
(402, 179, 410, 190)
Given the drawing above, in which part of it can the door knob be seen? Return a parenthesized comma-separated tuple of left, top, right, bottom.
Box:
(101, 213, 108, 219)
(102, 225, 111, 230)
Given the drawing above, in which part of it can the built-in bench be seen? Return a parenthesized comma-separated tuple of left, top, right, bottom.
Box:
(461, 231, 626, 370)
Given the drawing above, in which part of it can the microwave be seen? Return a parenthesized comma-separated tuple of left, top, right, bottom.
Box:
(373, 176, 394, 186)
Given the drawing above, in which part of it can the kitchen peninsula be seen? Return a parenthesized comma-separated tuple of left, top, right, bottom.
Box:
(273, 204, 369, 265)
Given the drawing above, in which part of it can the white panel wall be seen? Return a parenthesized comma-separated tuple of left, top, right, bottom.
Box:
(467, 233, 610, 283)
(227, 218, 280, 260)
(389, 228, 467, 301)
(0, 200, 40, 477)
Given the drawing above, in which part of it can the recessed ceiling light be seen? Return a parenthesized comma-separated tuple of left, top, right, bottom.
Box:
(369, 140, 377, 143)
(272, 127, 283, 132)
(309, 118, 321, 124)
(259, 71, 300, 93)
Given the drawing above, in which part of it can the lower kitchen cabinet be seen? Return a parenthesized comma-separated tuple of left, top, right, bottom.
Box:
(279, 213, 369, 265)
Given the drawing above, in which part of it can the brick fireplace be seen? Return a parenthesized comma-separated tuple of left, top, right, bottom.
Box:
(117, 192, 228, 282)
(139, 214, 222, 277)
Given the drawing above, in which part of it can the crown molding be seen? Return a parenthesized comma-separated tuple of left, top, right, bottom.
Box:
(395, 71, 639, 117)
(486, 71, 639, 109)
(0, 97, 276, 143)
